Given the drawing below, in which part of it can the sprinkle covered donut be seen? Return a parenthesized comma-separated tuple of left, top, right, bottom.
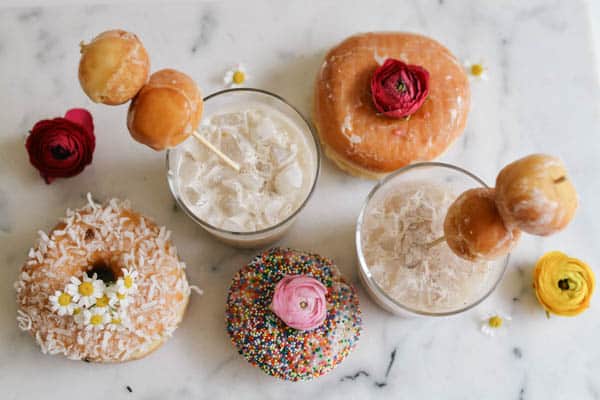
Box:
(226, 248, 362, 381)
(15, 194, 191, 362)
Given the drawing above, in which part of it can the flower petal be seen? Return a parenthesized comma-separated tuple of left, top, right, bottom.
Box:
(64, 108, 94, 138)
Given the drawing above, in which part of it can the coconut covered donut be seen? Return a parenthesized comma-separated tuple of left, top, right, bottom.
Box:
(226, 248, 362, 381)
(15, 194, 190, 362)
(314, 32, 470, 179)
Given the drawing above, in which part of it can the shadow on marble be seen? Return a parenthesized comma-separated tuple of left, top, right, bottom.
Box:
(0, 132, 39, 185)
(498, 261, 541, 316)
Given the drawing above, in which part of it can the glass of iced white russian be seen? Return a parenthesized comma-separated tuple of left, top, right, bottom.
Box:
(167, 89, 320, 248)
(356, 162, 509, 317)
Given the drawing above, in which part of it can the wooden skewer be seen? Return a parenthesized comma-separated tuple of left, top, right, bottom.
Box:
(425, 236, 445, 249)
(192, 130, 240, 172)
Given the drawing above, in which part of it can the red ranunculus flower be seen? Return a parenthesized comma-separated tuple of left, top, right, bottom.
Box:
(25, 109, 95, 184)
(370, 58, 430, 118)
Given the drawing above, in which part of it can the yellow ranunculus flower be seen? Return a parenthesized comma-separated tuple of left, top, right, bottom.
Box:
(533, 251, 595, 316)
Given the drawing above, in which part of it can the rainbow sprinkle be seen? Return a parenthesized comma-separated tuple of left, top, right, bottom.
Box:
(226, 248, 362, 381)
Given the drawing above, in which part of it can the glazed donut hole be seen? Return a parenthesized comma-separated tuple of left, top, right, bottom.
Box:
(127, 68, 203, 150)
(444, 187, 521, 261)
(495, 154, 578, 236)
(78, 29, 150, 105)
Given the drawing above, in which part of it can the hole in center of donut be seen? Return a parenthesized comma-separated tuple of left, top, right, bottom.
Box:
(88, 261, 117, 285)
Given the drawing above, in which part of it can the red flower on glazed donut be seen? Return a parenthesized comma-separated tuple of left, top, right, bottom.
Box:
(25, 109, 95, 184)
(370, 58, 430, 118)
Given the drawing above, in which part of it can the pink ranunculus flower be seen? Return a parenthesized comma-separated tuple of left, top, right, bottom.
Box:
(370, 58, 430, 119)
(270, 275, 328, 331)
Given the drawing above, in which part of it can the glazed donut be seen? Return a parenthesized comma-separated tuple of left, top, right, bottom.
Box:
(226, 248, 362, 381)
(314, 32, 470, 179)
(15, 194, 190, 362)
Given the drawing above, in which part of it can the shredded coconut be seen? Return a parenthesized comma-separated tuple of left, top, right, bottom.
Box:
(17, 310, 32, 331)
(189, 285, 203, 295)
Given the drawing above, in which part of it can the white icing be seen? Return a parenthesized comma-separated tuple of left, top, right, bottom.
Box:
(349, 134, 362, 144)
(342, 114, 353, 133)
(176, 105, 316, 232)
(373, 49, 388, 65)
(341, 114, 362, 144)
(449, 108, 458, 125)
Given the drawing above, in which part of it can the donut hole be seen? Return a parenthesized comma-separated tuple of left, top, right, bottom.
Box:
(87, 259, 122, 285)
(84, 228, 95, 241)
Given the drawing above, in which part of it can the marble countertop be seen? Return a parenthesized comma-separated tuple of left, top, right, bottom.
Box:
(1, 1, 599, 399)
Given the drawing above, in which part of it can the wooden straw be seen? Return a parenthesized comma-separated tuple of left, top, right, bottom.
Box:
(192, 130, 240, 172)
(425, 236, 446, 249)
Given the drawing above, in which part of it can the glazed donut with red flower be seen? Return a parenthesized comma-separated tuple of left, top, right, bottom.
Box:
(314, 32, 470, 179)
(15, 194, 190, 362)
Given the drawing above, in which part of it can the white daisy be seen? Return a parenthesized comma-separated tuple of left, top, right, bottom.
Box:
(65, 273, 105, 308)
(49, 290, 76, 316)
(107, 309, 128, 331)
(480, 312, 511, 337)
(117, 268, 138, 295)
(83, 308, 111, 330)
(107, 285, 132, 308)
(73, 307, 85, 325)
(463, 60, 488, 81)
(93, 293, 112, 311)
(223, 63, 249, 88)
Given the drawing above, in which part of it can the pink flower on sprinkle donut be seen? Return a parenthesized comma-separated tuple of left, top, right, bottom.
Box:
(270, 275, 328, 331)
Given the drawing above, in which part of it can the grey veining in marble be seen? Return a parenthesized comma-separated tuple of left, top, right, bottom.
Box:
(1, 1, 599, 399)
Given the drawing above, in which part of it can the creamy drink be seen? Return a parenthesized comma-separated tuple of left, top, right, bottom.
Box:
(167, 89, 319, 247)
(356, 164, 508, 316)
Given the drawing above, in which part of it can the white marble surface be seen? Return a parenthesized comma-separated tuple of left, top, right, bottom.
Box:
(1, 1, 599, 399)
